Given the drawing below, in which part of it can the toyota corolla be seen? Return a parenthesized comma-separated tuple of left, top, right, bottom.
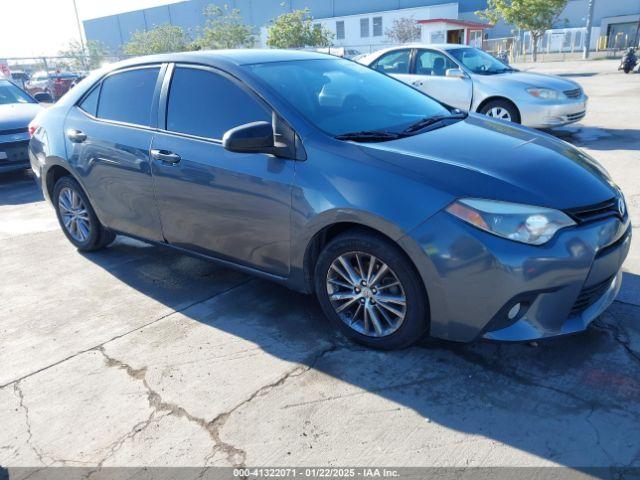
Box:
(29, 50, 630, 349)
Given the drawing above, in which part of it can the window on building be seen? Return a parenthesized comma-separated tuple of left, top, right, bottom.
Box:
(574, 30, 583, 49)
(360, 18, 369, 38)
(336, 20, 345, 40)
(166, 67, 270, 140)
(97, 67, 159, 126)
(372, 17, 383, 37)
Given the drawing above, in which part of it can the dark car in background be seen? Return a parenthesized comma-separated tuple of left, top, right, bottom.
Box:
(0, 79, 43, 174)
(29, 50, 630, 349)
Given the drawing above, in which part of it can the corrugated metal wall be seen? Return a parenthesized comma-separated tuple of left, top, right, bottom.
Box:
(83, 0, 639, 52)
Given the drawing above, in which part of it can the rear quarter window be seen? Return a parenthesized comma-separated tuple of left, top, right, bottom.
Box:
(78, 86, 100, 116)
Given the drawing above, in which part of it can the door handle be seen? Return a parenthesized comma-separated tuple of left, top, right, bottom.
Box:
(66, 129, 87, 143)
(412, 80, 423, 87)
(151, 149, 181, 165)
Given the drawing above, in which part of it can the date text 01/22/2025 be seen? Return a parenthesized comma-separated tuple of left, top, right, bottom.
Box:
(233, 468, 400, 478)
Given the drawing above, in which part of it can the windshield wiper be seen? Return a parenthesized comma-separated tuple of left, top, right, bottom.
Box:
(335, 130, 402, 142)
(402, 111, 467, 134)
(488, 67, 515, 74)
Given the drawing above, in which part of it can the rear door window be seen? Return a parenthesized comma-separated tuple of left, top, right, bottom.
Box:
(97, 67, 160, 126)
(166, 67, 271, 140)
(371, 49, 411, 74)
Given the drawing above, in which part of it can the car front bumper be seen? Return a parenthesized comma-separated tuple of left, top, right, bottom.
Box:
(519, 96, 588, 128)
(402, 210, 631, 343)
(0, 133, 31, 174)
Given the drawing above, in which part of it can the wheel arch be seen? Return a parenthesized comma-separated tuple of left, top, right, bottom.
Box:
(45, 164, 75, 202)
(475, 96, 521, 120)
(301, 221, 427, 301)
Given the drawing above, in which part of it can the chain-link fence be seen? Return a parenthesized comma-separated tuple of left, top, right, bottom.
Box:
(2, 54, 126, 99)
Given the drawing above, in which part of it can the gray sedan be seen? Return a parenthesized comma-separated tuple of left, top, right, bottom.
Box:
(29, 50, 628, 349)
(360, 44, 587, 128)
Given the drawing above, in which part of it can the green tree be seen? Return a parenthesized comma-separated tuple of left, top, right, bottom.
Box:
(385, 17, 421, 44)
(123, 24, 191, 56)
(194, 4, 255, 49)
(59, 39, 110, 70)
(266, 8, 333, 49)
(478, 0, 568, 61)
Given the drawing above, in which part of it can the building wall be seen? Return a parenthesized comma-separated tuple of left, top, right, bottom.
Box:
(83, 0, 640, 53)
(258, 3, 458, 52)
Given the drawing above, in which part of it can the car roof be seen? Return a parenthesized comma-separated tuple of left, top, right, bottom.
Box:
(108, 49, 337, 71)
(364, 43, 471, 59)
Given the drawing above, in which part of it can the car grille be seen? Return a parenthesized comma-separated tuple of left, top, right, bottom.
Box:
(565, 197, 623, 223)
(0, 140, 30, 163)
(0, 127, 28, 136)
(570, 276, 614, 315)
(566, 111, 586, 122)
(564, 88, 582, 98)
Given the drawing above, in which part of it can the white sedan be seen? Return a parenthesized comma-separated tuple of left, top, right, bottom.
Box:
(359, 44, 588, 128)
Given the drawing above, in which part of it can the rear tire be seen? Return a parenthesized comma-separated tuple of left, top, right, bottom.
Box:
(314, 230, 429, 350)
(479, 99, 521, 124)
(53, 176, 115, 252)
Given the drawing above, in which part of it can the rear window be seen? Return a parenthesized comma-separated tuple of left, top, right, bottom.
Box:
(97, 67, 159, 126)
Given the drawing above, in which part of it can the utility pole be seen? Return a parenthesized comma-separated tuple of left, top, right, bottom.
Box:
(72, 0, 88, 69)
(583, 0, 595, 59)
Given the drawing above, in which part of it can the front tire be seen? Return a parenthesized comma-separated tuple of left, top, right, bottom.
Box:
(314, 230, 429, 350)
(479, 99, 521, 124)
(53, 176, 115, 252)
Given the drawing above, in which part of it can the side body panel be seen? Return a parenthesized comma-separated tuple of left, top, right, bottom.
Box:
(62, 106, 163, 241)
(150, 132, 294, 276)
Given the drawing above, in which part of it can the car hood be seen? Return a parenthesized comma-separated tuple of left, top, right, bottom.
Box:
(0, 103, 43, 131)
(483, 70, 580, 92)
(356, 115, 616, 210)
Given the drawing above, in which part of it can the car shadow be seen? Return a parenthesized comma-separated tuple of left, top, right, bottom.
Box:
(0, 169, 43, 205)
(555, 73, 599, 78)
(547, 126, 640, 152)
(78, 238, 640, 473)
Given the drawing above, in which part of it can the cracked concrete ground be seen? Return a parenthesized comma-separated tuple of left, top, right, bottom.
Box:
(1, 59, 639, 471)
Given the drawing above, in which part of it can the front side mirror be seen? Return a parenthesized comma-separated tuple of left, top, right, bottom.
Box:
(222, 121, 274, 154)
(34, 92, 54, 103)
(445, 68, 466, 79)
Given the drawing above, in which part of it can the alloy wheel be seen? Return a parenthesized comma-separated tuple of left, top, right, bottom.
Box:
(326, 251, 407, 337)
(58, 186, 91, 242)
(486, 107, 512, 121)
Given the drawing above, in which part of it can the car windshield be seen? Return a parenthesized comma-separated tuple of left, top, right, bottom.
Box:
(246, 58, 451, 136)
(0, 80, 35, 105)
(448, 48, 513, 75)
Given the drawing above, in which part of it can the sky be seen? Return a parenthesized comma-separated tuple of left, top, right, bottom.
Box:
(0, 0, 178, 58)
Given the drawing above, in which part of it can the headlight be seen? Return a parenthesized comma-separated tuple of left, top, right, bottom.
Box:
(446, 198, 576, 245)
(526, 87, 563, 100)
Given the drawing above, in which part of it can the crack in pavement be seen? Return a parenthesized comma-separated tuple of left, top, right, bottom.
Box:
(0, 278, 254, 390)
(585, 407, 616, 466)
(95, 342, 346, 472)
(13, 382, 49, 467)
(592, 318, 640, 365)
(95, 346, 247, 470)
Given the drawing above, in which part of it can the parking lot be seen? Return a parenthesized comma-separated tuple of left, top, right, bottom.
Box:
(1, 58, 639, 471)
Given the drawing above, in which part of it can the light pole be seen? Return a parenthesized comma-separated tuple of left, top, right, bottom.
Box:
(583, 0, 595, 59)
(72, 0, 88, 69)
